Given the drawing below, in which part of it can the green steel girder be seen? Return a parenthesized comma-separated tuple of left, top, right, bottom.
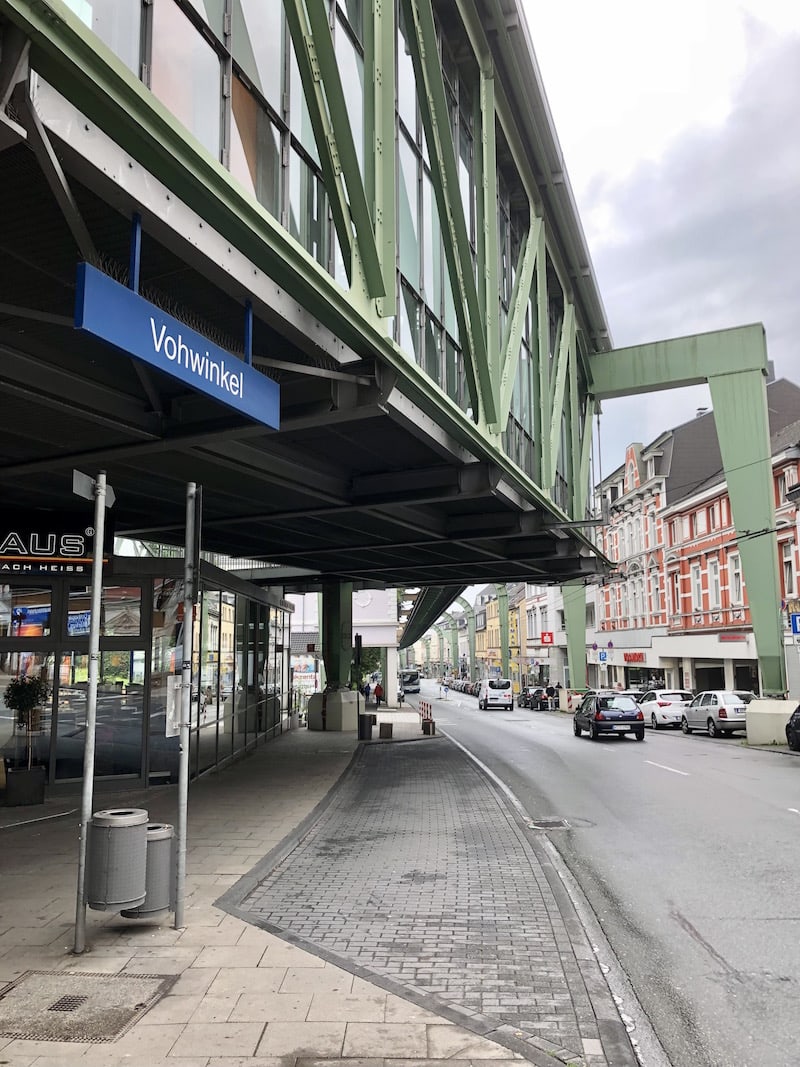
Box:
(535, 223, 550, 485)
(456, 595, 477, 679)
(302, 0, 384, 299)
(497, 582, 509, 680)
(499, 214, 541, 429)
(562, 580, 588, 690)
(574, 398, 595, 519)
(366, 0, 397, 316)
(479, 66, 499, 410)
(441, 612, 459, 677)
(586, 323, 785, 696)
(547, 300, 575, 491)
(283, 0, 356, 288)
(399, 0, 489, 423)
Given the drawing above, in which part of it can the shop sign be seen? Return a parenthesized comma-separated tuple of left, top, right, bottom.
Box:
(719, 633, 747, 642)
(623, 651, 645, 663)
(75, 263, 280, 429)
(541, 631, 554, 645)
(0, 512, 113, 573)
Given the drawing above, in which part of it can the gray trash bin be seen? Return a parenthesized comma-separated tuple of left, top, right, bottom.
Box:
(86, 808, 148, 912)
(121, 823, 175, 919)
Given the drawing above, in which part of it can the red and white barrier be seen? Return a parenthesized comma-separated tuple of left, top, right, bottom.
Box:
(419, 700, 433, 721)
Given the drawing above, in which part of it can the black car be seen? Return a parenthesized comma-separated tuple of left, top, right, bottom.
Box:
(517, 685, 543, 708)
(785, 704, 800, 752)
(573, 691, 645, 741)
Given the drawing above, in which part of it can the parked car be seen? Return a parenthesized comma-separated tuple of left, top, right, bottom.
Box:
(681, 691, 748, 737)
(785, 705, 800, 751)
(518, 685, 545, 708)
(477, 677, 513, 710)
(638, 689, 694, 729)
(573, 691, 645, 741)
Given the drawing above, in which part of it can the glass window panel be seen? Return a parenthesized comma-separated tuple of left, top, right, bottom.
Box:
(0, 585, 52, 638)
(289, 43, 320, 163)
(219, 591, 236, 758)
(445, 338, 461, 407)
(422, 170, 442, 313)
(196, 588, 220, 773)
(398, 133, 420, 288)
(338, 0, 364, 44)
(424, 314, 440, 384)
(65, 0, 141, 72)
(1, 651, 54, 773)
(397, 7, 417, 136)
(55, 650, 147, 779)
(400, 285, 420, 362)
(151, 0, 221, 159)
(444, 270, 457, 340)
(458, 121, 473, 243)
(66, 585, 141, 638)
(335, 16, 364, 177)
(289, 149, 330, 268)
(232, 1, 283, 112)
(184, 0, 225, 37)
(230, 77, 281, 217)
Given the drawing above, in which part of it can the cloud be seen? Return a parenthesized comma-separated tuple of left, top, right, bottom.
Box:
(582, 27, 800, 466)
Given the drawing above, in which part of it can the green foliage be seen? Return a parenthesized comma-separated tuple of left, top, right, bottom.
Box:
(3, 674, 49, 716)
(359, 646, 382, 678)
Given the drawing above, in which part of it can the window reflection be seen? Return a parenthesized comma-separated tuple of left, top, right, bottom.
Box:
(150, 0, 221, 159)
(0, 585, 52, 637)
(230, 77, 281, 218)
(65, 0, 141, 72)
(232, 1, 283, 112)
(66, 585, 142, 637)
(289, 148, 329, 268)
(0, 652, 54, 774)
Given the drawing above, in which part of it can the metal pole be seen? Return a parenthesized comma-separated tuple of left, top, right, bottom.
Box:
(73, 471, 107, 954)
(174, 482, 195, 929)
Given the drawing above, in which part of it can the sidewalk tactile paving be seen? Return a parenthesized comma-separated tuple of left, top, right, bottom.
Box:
(229, 740, 633, 1065)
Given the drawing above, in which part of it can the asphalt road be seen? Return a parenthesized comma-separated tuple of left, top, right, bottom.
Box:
(419, 681, 800, 1067)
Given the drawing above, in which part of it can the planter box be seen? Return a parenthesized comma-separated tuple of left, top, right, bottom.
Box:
(5, 765, 46, 807)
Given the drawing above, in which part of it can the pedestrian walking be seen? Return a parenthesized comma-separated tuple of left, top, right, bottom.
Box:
(364, 681, 371, 704)
(374, 681, 384, 709)
(545, 683, 556, 711)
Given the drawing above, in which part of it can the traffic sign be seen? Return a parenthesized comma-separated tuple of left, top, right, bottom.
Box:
(791, 613, 800, 636)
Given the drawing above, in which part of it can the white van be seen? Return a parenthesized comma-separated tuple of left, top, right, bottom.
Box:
(477, 677, 513, 710)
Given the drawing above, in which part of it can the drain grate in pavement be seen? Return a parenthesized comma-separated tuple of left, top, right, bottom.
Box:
(528, 817, 571, 830)
(0, 971, 176, 1042)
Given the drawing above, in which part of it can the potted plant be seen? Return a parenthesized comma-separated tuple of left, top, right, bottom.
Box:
(3, 674, 48, 806)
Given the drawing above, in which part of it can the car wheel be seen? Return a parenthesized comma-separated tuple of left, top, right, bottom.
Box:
(634, 728, 645, 741)
(590, 722, 599, 741)
(479, 700, 485, 710)
(789, 733, 800, 752)
(707, 718, 718, 737)
(573, 720, 581, 737)
(681, 716, 692, 734)
(651, 714, 660, 730)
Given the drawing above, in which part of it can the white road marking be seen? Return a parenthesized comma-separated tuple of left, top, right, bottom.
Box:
(645, 760, 689, 777)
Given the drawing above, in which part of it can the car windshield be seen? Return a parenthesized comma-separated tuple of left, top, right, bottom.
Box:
(488, 679, 511, 690)
(597, 696, 638, 712)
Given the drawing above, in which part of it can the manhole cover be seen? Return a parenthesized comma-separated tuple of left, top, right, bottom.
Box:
(0, 971, 176, 1042)
(527, 817, 570, 830)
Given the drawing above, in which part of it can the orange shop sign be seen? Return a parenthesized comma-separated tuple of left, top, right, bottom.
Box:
(623, 651, 645, 663)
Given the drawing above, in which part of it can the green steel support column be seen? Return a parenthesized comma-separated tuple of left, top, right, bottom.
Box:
(367, 0, 397, 317)
(567, 309, 581, 519)
(433, 624, 445, 674)
(304, 0, 384, 299)
(499, 213, 540, 425)
(321, 582, 353, 687)
(497, 583, 509, 680)
(424, 636, 431, 676)
(574, 398, 595, 520)
(456, 595, 476, 680)
(442, 613, 458, 679)
(589, 324, 784, 695)
(283, 0, 356, 286)
(548, 301, 574, 491)
(535, 223, 549, 485)
(708, 370, 786, 695)
(479, 65, 499, 425)
(400, 0, 489, 423)
(562, 580, 587, 690)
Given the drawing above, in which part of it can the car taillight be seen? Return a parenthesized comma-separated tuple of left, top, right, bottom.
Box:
(719, 708, 727, 718)
(594, 711, 605, 721)
(636, 710, 644, 721)
(656, 700, 671, 707)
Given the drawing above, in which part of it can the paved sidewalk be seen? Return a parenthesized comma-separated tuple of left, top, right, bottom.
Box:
(0, 717, 637, 1067)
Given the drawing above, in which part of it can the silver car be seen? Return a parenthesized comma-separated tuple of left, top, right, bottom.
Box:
(682, 690, 748, 737)
(639, 689, 694, 729)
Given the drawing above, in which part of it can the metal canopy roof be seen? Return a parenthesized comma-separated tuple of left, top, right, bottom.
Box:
(0, 114, 609, 630)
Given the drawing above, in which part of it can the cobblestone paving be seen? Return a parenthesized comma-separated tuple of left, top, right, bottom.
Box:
(239, 740, 631, 1065)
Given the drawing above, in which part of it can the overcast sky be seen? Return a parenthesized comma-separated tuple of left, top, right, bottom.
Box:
(521, 0, 800, 477)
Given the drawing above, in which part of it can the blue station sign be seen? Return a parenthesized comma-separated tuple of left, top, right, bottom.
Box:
(75, 263, 279, 428)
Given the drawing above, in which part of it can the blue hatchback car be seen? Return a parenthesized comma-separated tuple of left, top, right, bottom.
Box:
(573, 691, 645, 742)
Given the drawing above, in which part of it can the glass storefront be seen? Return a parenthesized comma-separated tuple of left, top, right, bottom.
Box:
(0, 560, 292, 795)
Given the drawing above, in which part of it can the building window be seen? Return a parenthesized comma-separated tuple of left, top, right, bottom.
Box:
(691, 564, 702, 611)
(670, 571, 681, 616)
(708, 558, 720, 609)
(729, 552, 743, 605)
(782, 542, 796, 597)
